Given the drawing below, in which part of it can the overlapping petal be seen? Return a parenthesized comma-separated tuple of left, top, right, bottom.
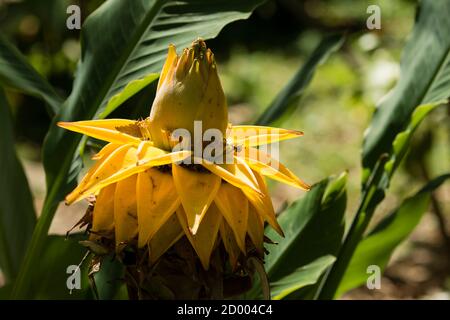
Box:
(148, 213, 184, 263)
(172, 164, 221, 234)
(67, 144, 190, 204)
(229, 125, 303, 147)
(66, 142, 120, 204)
(114, 175, 138, 249)
(137, 168, 180, 247)
(58, 119, 141, 145)
(90, 183, 116, 238)
(176, 205, 222, 270)
(199, 160, 262, 196)
(66, 144, 134, 204)
(247, 205, 265, 254)
(238, 147, 310, 190)
(238, 160, 284, 237)
(214, 183, 248, 253)
(219, 220, 241, 270)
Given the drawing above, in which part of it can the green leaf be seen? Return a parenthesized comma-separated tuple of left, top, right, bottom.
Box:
(256, 34, 345, 126)
(0, 35, 63, 116)
(14, 0, 265, 299)
(32, 235, 92, 299)
(93, 255, 125, 300)
(362, 0, 450, 171)
(98, 73, 159, 119)
(271, 255, 336, 300)
(77, 73, 160, 156)
(383, 101, 447, 181)
(318, 101, 446, 300)
(336, 174, 450, 298)
(266, 173, 347, 280)
(248, 173, 347, 299)
(116, 79, 159, 121)
(0, 88, 36, 283)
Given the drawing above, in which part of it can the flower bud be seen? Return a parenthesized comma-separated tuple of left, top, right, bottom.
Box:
(148, 39, 228, 150)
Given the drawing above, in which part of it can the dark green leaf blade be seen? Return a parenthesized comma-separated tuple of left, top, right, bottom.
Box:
(362, 0, 450, 171)
(93, 255, 126, 300)
(0, 88, 36, 283)
(32, 235, 92, 299)
(271, 255, 336, 300)
(0, 35, 63, 116)
(256, 34, 345, 126)
(266, 173, 347, 280)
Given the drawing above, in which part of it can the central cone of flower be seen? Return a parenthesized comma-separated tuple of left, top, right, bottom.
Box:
(58, 39, 310, 271)
(149, 39, 228, 150)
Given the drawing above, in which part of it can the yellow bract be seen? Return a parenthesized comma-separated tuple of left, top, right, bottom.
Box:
(149, 39, 228, 149)
(58, 40, 310, 270)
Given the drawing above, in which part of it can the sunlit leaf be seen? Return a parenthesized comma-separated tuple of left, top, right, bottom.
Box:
(319, 101, 447, 300)
(271, 255, 336, 300)
(336, 174, 450, 298)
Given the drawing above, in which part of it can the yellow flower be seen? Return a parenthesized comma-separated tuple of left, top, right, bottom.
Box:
(148, 40, 228, 150)
(58, 39, 309, 270)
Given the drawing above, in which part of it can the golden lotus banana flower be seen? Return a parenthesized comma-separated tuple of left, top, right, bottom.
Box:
(58, 39, 309, 271)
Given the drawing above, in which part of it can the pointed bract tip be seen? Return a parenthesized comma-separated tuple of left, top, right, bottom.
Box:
(290, 130, 304, 136)
(57, 121, 70, 128)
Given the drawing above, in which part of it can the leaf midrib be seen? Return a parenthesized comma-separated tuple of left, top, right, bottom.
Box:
(420, 48, 450, 104)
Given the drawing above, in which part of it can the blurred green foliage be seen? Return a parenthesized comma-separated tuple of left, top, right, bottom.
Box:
(0, 0, 448, 299)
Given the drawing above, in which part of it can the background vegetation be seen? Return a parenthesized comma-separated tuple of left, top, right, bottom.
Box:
(0, 0, 449, 299)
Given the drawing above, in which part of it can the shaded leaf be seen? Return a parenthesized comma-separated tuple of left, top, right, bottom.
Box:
(318, 101, 447, 300)
(0, 35, 63, 116)
(0, 284, 12, 299)
(362, 0, 450, 172)
(32, 235, 92, 299)
(247, 173, 347, 299)
(0, 88, 36, 283)
(256, 34, 345, 126)
(336, 174, 450, 298)
(266, 173, 347, 280)
(92, 255, 126, 300)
